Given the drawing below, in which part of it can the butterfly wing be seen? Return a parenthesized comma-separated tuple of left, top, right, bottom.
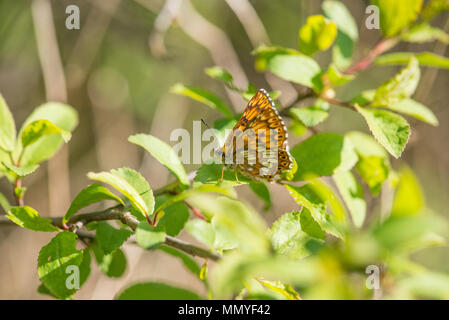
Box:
(221, 89, 293, 181)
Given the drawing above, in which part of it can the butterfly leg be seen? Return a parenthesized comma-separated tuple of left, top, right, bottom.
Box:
(219, 165, 224, 183)
(234, 167, 240, 183)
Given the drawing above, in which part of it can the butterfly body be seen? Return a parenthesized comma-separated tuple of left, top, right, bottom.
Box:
(219, 89, 293, 182)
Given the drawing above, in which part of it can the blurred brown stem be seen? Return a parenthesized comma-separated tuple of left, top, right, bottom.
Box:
(344, 37, 399, 75)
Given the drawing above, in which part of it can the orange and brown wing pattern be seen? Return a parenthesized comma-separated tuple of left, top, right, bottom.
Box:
(220, 89, 293, 181)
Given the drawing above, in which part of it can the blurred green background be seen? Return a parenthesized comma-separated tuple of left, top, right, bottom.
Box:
(0, 0, 448, 299)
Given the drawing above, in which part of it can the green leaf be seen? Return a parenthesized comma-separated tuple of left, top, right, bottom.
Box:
(345, 131, 391, 195)
(129, 134, 189, 188)
(356, 155, 390, 195)
(269, 211, 314, 259)
(346, 130, 389, 158)
(252, 45, 301, 71)
(16, 102, 78, 166)
(325, 64, 355, 86)
(21, 119, 70, 148)
(376, 52, 449, 69)
(0, 192, 10, 213)
(92, 242, 127, 278)
(334, 171, 366, 227)
(211, 252, 317, 299)
(372, 0, 423, 37)
(0, 93, 16, 152)
(421, 0, 449, 21)
(171, 83, 233, 118)
(383, 98, 438, 126)
(188, 195, 269, 254)
(185, 219, 216, 249)
(88, 170, 150, 219)
(194, 163, 251, 185)
(402, 22, 449, 44)
(205, 66, 233, 86)
(6, 206, 59, 232)
(373, 56, 420, 107)
(154, 184, 235, 218)
(291, 132, 357, 180)
(1, 162, 39, 178)
(266, 54, 322, 91)
(258, 280, 301, 300)
(373, 215, 447, 252)
(63, 184, 124, 224)
(322, 0, 358, 69)
(79, 249, 91, 287)
(285, 184, 343, 239)
(159, 246, 201, 278)
(136, 221, 166, 250)
(300, 208, 326, 239)
(117, 282, 201, 300)
(391, 166, 425, 217)
(394, 272, 449, 299)
(38, 232, 84, 299)
(298, 15, 337, 56)
(249, 182, 271, 211)
(289, 106, 329, 127)
(156, 196, 189, 236)
(96, 222, 133, 255)
(355, 105, 411, 158)
(111, 167, 155, 216)
(354, 89, 438, 126)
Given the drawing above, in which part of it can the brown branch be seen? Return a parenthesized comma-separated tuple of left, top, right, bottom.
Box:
(0, 205, 220, 261)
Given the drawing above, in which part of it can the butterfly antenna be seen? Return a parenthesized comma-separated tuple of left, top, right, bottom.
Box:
(201, 118, 210, 129)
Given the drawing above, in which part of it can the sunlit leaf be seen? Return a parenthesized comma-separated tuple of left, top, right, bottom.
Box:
(334, 171, 366, 227)
(185, 219, 215, 249)
(322, 0, 358, 69)
(7, 206, 59, 232)
(372, 0, 423, 37)
(1, 162, 39, 178)
(266, 54, 322, 91)
(391, 166, 425, 217)
(421, 0, 449, 20)
(298, 15, 337, 56)
(136, 221, 166, 250)
(63, 184, 124, 224)
(373, 56, 420, 107)
(129, 134, 189, 188)
(285, 184, 344, 239)
(16, 102, 78, 166)
(88, 170, 150, 219)
(171, 83, 233, 118)
(402, 22, 449, 44)
(269, 211, 311, 259)
(21, 119, 70, 148)
(376, 52, 449, 69)
(355, 105, 410, 158)
(0, 93, 16, 152)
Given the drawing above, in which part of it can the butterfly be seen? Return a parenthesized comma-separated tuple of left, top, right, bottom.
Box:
(217, 88, 293, 182)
